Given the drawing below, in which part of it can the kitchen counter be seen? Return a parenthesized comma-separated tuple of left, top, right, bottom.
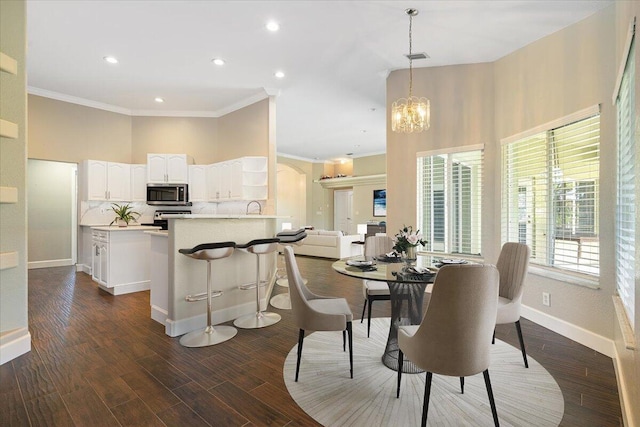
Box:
(161, 214, 283, 219)
(91, 225, 161, 231)
(144, 230, 169, 237)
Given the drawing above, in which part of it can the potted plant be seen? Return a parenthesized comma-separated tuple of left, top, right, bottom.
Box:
(109, 203, 140, 227)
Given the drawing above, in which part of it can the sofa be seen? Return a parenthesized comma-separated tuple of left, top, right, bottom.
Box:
(291, 230, 362, 259)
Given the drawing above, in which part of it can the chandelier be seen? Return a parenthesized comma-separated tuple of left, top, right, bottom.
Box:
(391, 8, 430, 133)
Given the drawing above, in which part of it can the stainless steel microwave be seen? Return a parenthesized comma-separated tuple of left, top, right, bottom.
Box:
(146, 183, 190, 206)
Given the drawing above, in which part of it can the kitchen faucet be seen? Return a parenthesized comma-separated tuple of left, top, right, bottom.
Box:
(246, 200, 262, 215)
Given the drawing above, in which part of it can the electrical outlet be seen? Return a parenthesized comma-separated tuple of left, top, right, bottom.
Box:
(542, 292, 550, 307)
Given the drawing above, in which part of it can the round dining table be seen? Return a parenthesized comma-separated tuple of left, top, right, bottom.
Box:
(332, 254, 440, 373)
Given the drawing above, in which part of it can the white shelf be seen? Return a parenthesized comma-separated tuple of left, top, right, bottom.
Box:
(0, 252, 18, 270)
(0, 119, 18, 139)
(0, 187, 18, 203)
(0, 52, 17, 75)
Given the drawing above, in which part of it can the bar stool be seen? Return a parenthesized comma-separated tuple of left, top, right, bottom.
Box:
(178, 241, 237, 348)
(271, 229, 307, 310)
(234, 238, 281, 329)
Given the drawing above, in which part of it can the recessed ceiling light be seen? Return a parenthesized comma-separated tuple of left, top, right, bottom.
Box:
(212, 58, 225, 66)
(274, 71, 285, 79)
(266, 21, 280, 32)
(154, 97, 164, 103)
(103, 56, 118, 64)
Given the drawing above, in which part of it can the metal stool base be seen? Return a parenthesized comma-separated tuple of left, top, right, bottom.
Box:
(234, 311, 281, 329)
(270, 293, 291, 309)
(179, 325, 238, 348)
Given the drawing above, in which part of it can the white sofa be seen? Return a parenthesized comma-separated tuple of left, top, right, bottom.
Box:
(292, 230, 362, 259)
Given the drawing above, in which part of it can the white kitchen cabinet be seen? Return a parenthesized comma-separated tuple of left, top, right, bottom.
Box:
(206, 157, 268, 202)
(83, 160, 131, 201)
(188, 165, 207, 202)
(147, 153, 190, 183)
(130, 164, 147, 202)
(90, 227, 154, 295)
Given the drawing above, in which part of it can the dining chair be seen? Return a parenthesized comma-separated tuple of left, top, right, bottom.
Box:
(494, 242, 531, 368)
(283, 246, 354, 382)
(361, 235, 394, 337)
(396, 264, 500, 427)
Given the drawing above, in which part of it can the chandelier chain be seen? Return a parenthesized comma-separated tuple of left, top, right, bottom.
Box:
(409, 13, 413, 97)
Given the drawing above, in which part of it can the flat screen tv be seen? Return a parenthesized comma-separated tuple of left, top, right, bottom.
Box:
(373, 189, 386, 217)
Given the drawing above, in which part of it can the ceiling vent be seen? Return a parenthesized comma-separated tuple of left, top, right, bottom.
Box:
(405, 52, 429, 60)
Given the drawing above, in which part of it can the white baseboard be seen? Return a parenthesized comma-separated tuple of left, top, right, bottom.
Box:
(76, 263, 91, 274)
(0, 328, 31, 365)
(98, 280, 150, 295)
(151, 305, 168, 326)
(521, 305, 614, 357)
(165, 300, 258, 337)
(28, 258, 74, 269)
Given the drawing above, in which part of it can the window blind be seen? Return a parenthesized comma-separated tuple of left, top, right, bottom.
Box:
(418, 148, 483, 255)
(616, 40, 635, 327)
(502, 113, 600, 276)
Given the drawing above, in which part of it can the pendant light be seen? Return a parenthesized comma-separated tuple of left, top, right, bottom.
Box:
(391, 8, 430, 133)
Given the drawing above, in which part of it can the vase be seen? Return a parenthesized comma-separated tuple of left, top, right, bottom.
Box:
(402, 246, 417, 265)
(117, 219, 128, 227)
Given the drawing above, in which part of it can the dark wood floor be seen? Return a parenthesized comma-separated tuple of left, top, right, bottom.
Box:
(1, 256, 623, 426)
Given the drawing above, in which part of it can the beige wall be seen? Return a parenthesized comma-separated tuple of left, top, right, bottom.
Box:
(0, 0, 28, 355)
(217, 98, 270, 161)
(131, 116, 217, 164)
(29, 95, 132, 163)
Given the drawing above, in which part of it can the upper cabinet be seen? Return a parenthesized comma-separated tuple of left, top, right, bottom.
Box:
(188, 164, 208, 202)
(147, 154, 191, 184)
(206, 156, 268, 202)
(130, 164, 147, 202)
(83, 160, 131, 202)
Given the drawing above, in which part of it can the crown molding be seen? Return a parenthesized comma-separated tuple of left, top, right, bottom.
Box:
(314, 174, 386, 189)
(28, 87, 132, 115)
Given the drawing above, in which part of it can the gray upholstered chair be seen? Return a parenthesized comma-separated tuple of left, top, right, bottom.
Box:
(283, 246, 353, 382)
(495, 242, 531, 368)
(361, 235, 394, 337)
(396, 264, 500, 427)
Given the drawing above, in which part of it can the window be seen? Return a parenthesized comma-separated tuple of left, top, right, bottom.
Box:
(615, 37, 635, 327)
(502, 110, 600, 276)
(417, 147, 483, 255)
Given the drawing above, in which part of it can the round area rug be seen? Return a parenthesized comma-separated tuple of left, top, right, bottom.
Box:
(284, 318, 564, 427)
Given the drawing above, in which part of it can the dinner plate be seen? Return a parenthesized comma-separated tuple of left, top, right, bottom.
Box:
(439, 258, 467, 264)
(346, 259, 374, 267)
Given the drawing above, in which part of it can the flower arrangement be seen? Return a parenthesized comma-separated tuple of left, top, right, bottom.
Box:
(110, 203, 140, 226)
(393, 225, 427, 255)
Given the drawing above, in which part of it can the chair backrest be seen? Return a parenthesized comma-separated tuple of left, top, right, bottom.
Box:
(283, 246, 346, 331)
(496, 242, 530, 302)
(364, 235, 394, 257)
(410, 264, 499, 377)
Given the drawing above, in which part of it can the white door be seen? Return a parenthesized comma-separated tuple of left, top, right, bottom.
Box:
(334, 189, 353, 234)
(166, 154, 188, 183)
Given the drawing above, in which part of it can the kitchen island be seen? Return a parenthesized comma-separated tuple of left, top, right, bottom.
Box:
(160, 215, 279, 337)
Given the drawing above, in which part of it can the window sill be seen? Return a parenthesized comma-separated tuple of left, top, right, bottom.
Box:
(529, 265, 599, 289)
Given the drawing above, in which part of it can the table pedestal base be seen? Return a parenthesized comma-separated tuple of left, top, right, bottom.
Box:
(382, 281, 427, 373)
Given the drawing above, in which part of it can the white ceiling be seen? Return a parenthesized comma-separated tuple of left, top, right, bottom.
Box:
(26, 0, 613, 162)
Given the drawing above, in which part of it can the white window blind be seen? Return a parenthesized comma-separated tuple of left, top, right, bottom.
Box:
(502, 113, 600, 276)
(616, 39, 635, 328)
(417, 148, 483, 255)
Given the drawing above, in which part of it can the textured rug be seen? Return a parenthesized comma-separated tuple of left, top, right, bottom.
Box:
(284, 318, 564, 426)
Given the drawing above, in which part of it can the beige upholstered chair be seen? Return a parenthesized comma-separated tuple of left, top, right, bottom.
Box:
(283, 246, 354, 382)
(396, 264, 500, 427)
(361, 235, 394, 337)
(495, 242, 531, 368)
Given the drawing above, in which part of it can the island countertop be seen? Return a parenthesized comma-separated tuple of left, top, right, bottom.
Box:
(91, 225, 162, 232)
(161, 214, 284, 219)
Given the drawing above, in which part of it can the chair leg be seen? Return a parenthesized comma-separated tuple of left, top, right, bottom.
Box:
(515, 320, 529, 368)
(347, 321, 353, 379)
(367, 296, 373, 338)
(460, 377, 464, 394)
(492, 328, 495, 344)
(483, 369, 500, 427)
(342, 330, 346, 352)
(295, 329, 305, 382)
(396, 350, 403, 398)
(421, 372, 433, 427)
(360, 299, 367, 323)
